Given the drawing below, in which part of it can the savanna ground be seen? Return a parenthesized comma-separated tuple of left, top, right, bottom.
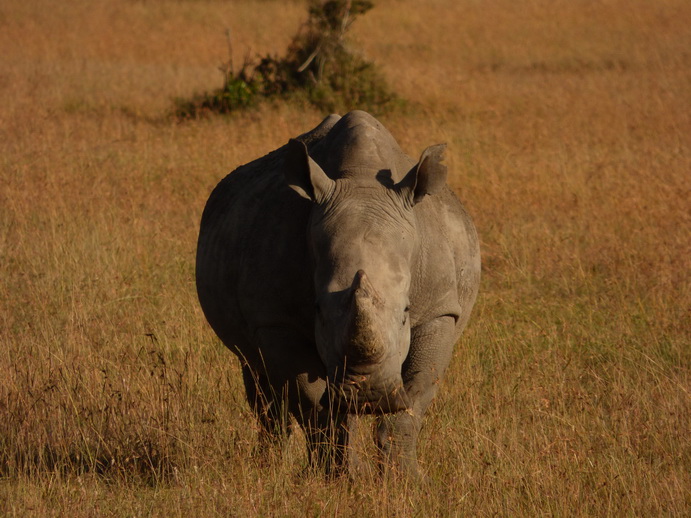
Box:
(1, 0, 689, 515)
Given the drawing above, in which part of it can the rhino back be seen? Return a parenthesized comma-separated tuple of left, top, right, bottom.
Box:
(310, 111, 414, 181)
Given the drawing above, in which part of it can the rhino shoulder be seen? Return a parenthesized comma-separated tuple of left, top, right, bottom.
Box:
(410, 188, 480, 321)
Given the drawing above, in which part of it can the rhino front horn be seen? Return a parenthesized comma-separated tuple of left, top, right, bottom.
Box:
(347, 270, 385, 364)
(352, 270, 381, 305)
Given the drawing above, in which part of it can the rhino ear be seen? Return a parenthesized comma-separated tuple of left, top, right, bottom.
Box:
(284, 138, 335, 203)
(398, 143, 448, 205)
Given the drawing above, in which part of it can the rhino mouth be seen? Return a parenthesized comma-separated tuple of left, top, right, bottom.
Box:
(328, 374, 410, 415)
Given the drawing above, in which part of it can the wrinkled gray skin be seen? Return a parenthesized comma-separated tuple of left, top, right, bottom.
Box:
(196, 111, 480, 477)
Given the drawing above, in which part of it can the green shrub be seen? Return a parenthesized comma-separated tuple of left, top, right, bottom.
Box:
(175, 0, 397, 118)
(175, 60, 261, 116)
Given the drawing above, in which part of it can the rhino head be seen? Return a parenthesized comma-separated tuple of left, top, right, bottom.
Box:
(284, 129, 447, 414)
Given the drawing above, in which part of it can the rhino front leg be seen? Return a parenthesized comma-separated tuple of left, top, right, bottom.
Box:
(376, 315, 458, 478)
(303, 409, 349, 477)
(252, 327, 348, 475)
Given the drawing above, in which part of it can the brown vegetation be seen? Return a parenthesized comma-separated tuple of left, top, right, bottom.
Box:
(1, 0, 689, 515)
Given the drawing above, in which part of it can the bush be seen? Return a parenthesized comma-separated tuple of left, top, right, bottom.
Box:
(175, 0, 398, 118)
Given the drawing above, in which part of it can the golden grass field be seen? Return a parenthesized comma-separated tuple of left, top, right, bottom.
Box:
(1, 0, 689, 515)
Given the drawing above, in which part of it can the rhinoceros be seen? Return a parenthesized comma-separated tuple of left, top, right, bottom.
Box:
(195, 111, 480, 477)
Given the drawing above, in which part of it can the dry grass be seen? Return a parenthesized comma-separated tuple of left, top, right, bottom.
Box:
(1, 0, 689, 515)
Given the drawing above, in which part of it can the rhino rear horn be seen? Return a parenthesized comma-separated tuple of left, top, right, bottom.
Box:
(284, 139, 335, 203)
(398, 143, 448, 205)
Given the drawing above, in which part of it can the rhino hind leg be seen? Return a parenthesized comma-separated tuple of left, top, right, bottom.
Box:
(241, 364, 292, 453)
